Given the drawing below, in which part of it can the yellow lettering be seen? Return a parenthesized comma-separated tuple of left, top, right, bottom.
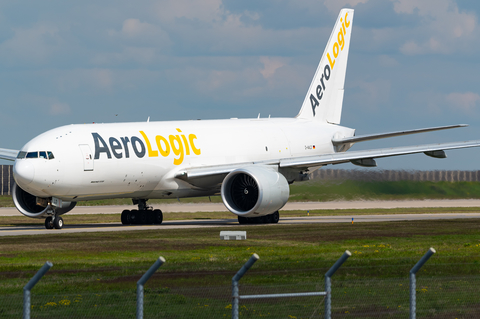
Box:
(139, 131, 158, 157)
(177, 128, 190, 155)
(327, 53, 335, 69)
(345, 12, 350, 28)
(155, 135, 170, 157)
(333, 42, 339, 58)
(338, 30, 344, 50)
(189, 134, 201, 155)
(169, 135, 184, 165)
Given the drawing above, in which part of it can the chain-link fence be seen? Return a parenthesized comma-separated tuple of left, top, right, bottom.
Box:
(1, 277, 480, 318)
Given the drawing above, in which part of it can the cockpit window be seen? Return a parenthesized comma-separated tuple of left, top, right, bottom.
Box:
(20, 151, 55, 160)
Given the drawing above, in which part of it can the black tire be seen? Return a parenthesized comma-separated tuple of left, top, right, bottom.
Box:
(259, 216, 268, 224)
(121, 210, 129, 225)
(266, 214, 275, 223)
(54, 216, 63, 229)
(238, 216, 247, 224)
(272, 211, 280, 223)
(153, 209, 163, 225)
(138, 211, 147, 224)
(146, 211, 155, 224)
(45, 217, 53, 229)
(127, 210, 138, 224)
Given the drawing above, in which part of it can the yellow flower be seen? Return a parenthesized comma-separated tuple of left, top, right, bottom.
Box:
(59, 299, 71, 306)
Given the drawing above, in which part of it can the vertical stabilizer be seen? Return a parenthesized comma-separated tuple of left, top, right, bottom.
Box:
(296, 9, 354, 124)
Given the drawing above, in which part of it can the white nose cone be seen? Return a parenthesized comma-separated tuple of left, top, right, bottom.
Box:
(13, 160, 35, 185)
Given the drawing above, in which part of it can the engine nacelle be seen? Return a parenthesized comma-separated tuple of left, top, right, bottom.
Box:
(12, 183, 76, 218)
(221, 166, 289, 217)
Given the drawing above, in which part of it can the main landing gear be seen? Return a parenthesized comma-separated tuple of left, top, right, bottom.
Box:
(121, 199, 163, 225)
(237, 211, 280, 225)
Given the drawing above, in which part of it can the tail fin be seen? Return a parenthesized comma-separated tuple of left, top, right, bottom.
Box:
(296, 8, 354, 124)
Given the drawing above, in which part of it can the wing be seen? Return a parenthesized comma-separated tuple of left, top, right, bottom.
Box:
(176, 140, 480, 186)
(280, 140, 480, 168)
(0, 148, 19, 161)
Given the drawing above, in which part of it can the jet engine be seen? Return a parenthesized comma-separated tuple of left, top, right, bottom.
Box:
(221, 166, 289, 217)
(12, 183, 76, 218)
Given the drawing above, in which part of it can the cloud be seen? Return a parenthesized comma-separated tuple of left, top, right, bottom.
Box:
(393, 0, 477, 55)
(350, 79, 391, 110)
(378, 55, 399, 67)
(446, 92, 480, 113)
(50, 102, 71, 115)
(259, 56, 287, 79)
(323, 0, 369, 14)
(0, 24, 63, 65)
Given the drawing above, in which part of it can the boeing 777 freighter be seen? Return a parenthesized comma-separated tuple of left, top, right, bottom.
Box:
(1, 9, 479, 229)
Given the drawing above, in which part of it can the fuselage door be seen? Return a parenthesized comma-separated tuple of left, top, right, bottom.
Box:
(79, 144, 94, 171)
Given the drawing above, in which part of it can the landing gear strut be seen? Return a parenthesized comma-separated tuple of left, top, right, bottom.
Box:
(238, 211, 280, 224)
(121, 199, 163, 225)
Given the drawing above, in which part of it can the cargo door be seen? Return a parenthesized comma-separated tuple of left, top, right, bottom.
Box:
(79, 144, 94, 171)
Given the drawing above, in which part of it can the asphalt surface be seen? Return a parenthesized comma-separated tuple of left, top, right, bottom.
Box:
(1, 200, 480, 236)
(2, 199, 480, 217)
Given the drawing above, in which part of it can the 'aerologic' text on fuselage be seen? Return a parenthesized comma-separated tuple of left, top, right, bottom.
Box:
(92, 129, 201, 165)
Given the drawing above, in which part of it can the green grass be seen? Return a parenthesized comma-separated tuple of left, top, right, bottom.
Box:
(1, 218, 480, 318)
(289, 180, 480, 201)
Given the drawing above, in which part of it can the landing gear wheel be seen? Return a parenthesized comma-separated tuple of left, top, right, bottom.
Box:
(146, 211, 155, 224)
(54, 216, 63, 229)
(271, 211, 280, 224)
(238, 216, 247, 224)
(259, 216, 269, 224)
(267, 214, 274, 223)
(121, 210, 129, 225)
(153, 209, 163, 225)
(127, 210, 138, 224)
(45, 217, 53, 229)
(138, 211, 147, 224)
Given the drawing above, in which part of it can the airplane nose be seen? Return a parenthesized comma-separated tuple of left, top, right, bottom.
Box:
(13, 160, 35, 185)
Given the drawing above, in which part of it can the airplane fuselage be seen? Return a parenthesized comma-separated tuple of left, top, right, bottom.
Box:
(13, 118, 355, 201)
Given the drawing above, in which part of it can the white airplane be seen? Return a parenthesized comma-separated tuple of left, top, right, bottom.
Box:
(1, 8, 479, 230)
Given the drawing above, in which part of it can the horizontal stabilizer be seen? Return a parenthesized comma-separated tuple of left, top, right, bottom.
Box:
(0, 148, 19, 161)
(332, 124, 468, 146)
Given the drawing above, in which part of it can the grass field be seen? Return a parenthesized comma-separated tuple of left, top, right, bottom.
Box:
(2, 179, 480, 317)
(1, 214, 480, 318)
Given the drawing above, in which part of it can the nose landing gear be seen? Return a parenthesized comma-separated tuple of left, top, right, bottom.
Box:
(44, 213, 64, 229)
(121, 199, 163, 225)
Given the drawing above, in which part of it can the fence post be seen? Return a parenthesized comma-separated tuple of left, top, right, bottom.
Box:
(23, 261, 53, 319)
(232, 253, 259, 319)
(137, 257, 166, 319)
(325, 250, 351, 319)
(410, 248, 435, 319)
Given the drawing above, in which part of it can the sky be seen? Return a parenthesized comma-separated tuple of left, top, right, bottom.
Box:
(0, 0, 480, 170)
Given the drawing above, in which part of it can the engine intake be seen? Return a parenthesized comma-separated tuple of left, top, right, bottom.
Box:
(221, 166, 289, 217)
(12, 183, 76, 218)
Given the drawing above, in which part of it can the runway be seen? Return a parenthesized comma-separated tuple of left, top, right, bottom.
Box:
(1, 212, 480, 237)
(1, 199, 480, 217)
(1, 200, 480, 237)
